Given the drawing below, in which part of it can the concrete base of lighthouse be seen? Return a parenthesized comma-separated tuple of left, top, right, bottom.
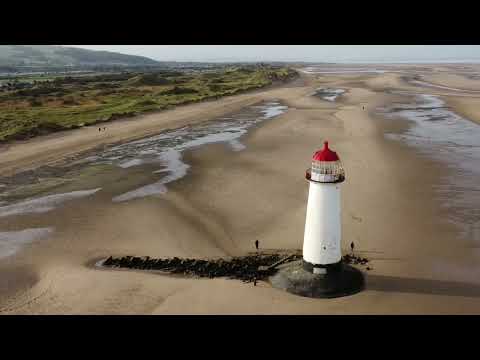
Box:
(270, 260, 364, 299)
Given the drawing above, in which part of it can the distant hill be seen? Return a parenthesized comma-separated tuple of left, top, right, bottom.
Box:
(0, 45, 160, 68)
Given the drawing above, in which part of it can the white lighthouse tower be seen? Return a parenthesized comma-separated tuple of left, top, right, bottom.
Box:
(303, 141, 345, 274)
(270, 140, 363, 298)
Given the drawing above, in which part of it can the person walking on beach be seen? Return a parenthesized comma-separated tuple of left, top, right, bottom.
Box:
(253, 277, 257, 286)
(255, 240, 259, 251)
(350, 241, 355, 254)
(98, 127, 101, 132)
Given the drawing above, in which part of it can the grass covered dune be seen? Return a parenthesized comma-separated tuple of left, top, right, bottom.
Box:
(0, 65, 298, 142)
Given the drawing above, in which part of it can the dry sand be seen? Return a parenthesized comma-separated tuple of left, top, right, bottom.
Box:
(1, 68, 480, 314)
(443, 96, 480, 125)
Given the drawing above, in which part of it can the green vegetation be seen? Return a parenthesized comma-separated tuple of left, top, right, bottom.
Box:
(0, 65, 298, 142)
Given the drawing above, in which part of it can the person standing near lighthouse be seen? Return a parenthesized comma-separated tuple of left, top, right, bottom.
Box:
(303, 141, 345, 274)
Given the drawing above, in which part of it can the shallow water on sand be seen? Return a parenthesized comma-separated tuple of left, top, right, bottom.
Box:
(0, 188, 101, 218)
(0, 228, 53, 259)
(313, 88, 346, 102)
(0, 100, 287, 206)
(380, 93, 480, 242)
(0, 101, 288, 258)
(102, 101, 288, 202)
(301, 67, 388, 74)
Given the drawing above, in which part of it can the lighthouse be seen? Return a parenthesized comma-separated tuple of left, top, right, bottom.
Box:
(270, 140, 364, 298)
(303, 141, 344, 274)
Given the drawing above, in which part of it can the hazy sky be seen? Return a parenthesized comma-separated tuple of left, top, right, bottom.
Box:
(67, 45, 480, 63)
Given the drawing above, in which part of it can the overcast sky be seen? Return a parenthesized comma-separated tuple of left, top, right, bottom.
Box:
(67, 45, 480, 63)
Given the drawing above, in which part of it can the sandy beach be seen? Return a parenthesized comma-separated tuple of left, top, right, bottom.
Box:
(1, 65, 480, 314)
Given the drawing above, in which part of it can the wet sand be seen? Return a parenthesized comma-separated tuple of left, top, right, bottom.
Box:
(1, 67, 480, 314)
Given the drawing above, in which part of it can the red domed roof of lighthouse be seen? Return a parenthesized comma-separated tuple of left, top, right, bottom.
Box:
(313, 141, 340, 162)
